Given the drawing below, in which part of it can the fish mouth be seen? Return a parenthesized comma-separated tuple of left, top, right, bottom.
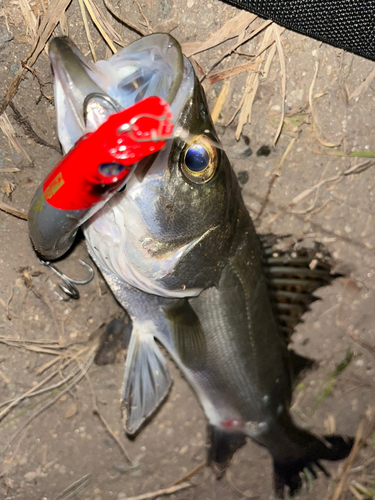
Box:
(49, 34, 189, 154)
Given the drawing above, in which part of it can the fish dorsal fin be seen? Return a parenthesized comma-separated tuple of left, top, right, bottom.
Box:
(261, 235, 337, 340)
(164, 299, 206, 370)
(122, 320, 172, 434)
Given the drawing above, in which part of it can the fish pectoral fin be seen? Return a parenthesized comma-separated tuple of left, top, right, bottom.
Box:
(164, 299, 206, 370)
(122, 322, 172, 435)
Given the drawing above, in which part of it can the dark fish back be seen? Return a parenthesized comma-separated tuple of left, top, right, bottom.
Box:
(189, 220, 292, 423)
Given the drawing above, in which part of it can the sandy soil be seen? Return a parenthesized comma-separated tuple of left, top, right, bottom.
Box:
(0, 1, 374, 499)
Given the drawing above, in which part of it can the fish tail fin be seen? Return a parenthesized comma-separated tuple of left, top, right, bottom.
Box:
(207, 425, 246, 477)
(268, 413, 353, 498)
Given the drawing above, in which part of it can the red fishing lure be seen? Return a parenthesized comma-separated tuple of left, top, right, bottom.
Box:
(43, 96, 173, 211)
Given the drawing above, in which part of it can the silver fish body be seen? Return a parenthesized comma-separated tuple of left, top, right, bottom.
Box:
(28, 35, 352, 498)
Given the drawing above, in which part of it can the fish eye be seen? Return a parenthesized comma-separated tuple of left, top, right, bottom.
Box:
(181, 136, 218, 184)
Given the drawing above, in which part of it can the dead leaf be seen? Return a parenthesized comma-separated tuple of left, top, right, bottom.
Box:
(0, 113, 31, 163)
(64, 402, 78, 419)
(182, 12, 256, 57)
(2, 181, 15, 197)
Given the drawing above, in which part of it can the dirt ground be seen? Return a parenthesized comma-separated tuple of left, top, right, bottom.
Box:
(0, 1, 375, 499)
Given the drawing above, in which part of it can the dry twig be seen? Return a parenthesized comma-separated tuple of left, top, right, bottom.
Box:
(0, 200, 27, 220)
(103, 0, 147, 37)
(134, 0, 153, 33)
(207, 60, 261, 84)
(209, 19, 273, 77)
(8, 101, 60, 152)
(85, 368, 134, 466)
(255, 136, 296, 223)
(263, 159, 374, 229)
(168, 461, 206, 487)
(121, 482, 192, 500)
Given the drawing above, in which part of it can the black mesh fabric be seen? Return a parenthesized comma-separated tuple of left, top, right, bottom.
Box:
(220, 0, 375, 61)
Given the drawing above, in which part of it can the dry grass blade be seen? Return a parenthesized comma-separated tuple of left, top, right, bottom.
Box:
(211, 80, 231, 124)
(327, 421, 366, 500)
(78, 0, 97, 61)
(122, 482, 192, 500)
(103, 0, 147, 37)
(83, 0, 126, 50)
(0, 113, 31, 163)
(235, 24, 274, 140)
(309, 62, 341, 148)
(290, 160, 331, 215)
(0, 347, 96, 453)
(0, 167, 20, 173)
(0, 339, 62, 355)
(52, 474, 91, 500)
(272, 24, 286, 146)
(350, 67, 375, 100)
(0, 359, 85, 409)
(207, 60, 262, 84)
(182, 12, 256, 57)
(263, 159, 375, 230)
(82, 0, 117, 53)
(27, 0, 73, 68)
(210, 19, 273, 76)
(0, 0, 72, 115)
(18, 0, 38, 39)
(349, 484, 365, 500)
(0, 200, 27, 220)
(0, 345, 90, 421)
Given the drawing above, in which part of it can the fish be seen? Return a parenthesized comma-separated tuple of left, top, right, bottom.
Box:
(28, 35, 353, 498)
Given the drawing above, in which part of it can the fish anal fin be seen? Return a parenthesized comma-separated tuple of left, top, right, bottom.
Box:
(122, 321, 172, 435)
(164, 299, 206, 370)
(207, 425, 247, 477)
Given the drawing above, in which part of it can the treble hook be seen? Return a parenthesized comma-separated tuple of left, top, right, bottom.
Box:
(38, 259, 94, 301)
